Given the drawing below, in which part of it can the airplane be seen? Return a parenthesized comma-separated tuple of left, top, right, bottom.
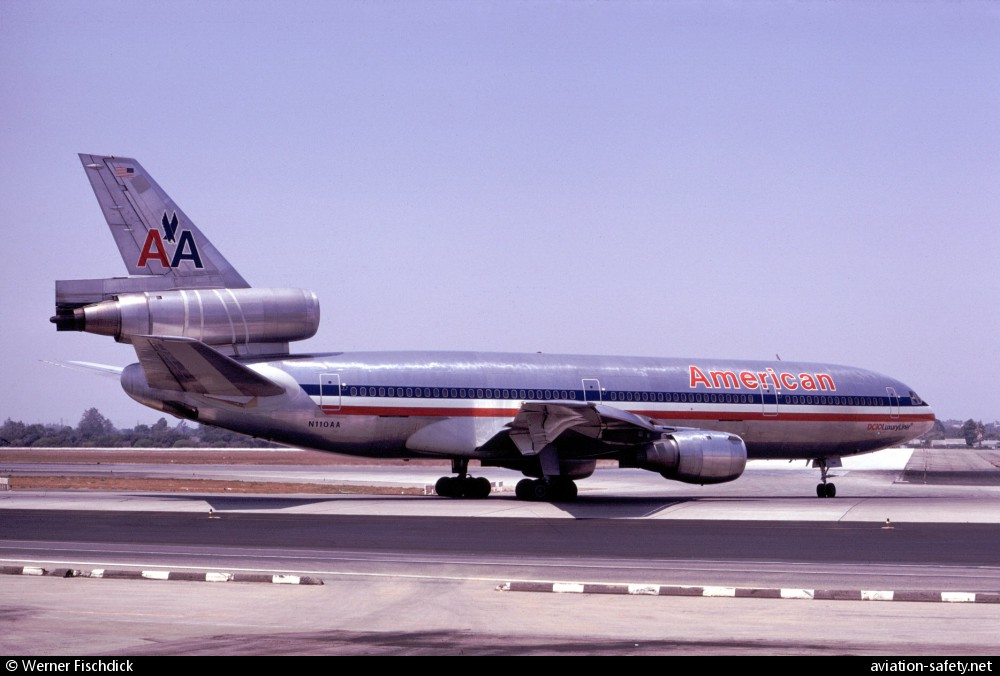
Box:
(51, 154, 937, 500)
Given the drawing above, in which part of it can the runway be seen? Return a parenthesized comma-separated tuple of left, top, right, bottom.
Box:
(1, 446, 999, 655)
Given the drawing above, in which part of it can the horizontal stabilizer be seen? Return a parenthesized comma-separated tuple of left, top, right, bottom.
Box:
(41, 360, 124, 380)
(131, 336, 285, 398)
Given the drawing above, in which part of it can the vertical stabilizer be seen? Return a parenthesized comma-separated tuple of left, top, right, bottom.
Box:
(77, 154, 249, 289)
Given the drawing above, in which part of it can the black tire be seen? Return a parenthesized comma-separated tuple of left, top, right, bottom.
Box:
(471, 476, 492, 499)
(530, 480, 550, 501)
(816, 484, 826, 498)
(515, 479, 534, 500)
(826, 483, 836, 498)
(435, 476, 455, 498)
(561, 480, 578, 501)
(550, 478, 578, 501)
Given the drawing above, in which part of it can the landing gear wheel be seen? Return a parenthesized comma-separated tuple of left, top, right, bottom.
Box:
(515, 479, 534, 500)
(435, 475, 492, 498)
(514, 478, 579, 501)
(816, 482, 837, 498)
(549, 478, 578, 501)
(530, 480, 551, 501)
(436, 476, 456, 498)
(814, 457, 839, 498)
(471, 476, 492, 499)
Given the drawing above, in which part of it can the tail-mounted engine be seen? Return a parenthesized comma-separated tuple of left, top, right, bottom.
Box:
(634, 429, 747, 484)
(51, 284, 319, 356)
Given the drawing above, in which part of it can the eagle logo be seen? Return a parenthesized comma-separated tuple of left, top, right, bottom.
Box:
(161, 212, 180, 243)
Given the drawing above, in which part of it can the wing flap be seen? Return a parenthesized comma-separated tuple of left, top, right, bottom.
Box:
(505, 400, 660, 456)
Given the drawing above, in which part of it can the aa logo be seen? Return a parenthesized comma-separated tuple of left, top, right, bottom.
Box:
(137, 212, 204, 269)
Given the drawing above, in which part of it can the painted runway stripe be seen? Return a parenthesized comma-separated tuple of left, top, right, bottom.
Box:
(498, 582, 1000, 604)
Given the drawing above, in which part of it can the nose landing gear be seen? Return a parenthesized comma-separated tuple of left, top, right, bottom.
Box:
(813, 457, 840, 498)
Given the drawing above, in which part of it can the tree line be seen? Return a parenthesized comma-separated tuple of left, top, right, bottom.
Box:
(1, 409, 995, 449)
(0, 408, 279, 448)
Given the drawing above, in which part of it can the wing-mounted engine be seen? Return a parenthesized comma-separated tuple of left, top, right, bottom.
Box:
(630, 429, 747, 484)
(51, 285, 319, 357)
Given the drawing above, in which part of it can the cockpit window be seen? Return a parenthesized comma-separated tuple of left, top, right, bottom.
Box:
(909, 390, 925, 405)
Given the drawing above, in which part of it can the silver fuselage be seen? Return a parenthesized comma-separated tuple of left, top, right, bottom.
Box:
(122, 350, 935, 461)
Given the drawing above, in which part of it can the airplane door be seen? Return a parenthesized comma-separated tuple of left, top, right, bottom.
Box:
(582, 379, 602, 402)
(321, 373, 341, 411)
(886, 386, 900, 419)
(761, 382, 779, 417)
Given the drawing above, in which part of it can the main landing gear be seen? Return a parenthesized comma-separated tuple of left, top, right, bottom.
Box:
(814, 457, 837, 498)
(514, 477, 578, 502)
(434, 459, 491, 499)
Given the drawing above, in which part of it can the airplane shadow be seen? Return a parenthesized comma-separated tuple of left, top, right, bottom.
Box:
(143, 494, 347, 511)
(134, 488, 965, 520)
(139, 492, 697, 517)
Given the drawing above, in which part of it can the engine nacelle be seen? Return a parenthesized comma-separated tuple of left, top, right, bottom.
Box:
(52, 287, 320, 348)
(637, 429, 747, 484)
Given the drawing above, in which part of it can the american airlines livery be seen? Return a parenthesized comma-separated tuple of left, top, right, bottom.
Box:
(52, 154, 936, 500)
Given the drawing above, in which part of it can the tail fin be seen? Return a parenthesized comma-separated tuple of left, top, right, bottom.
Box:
(55, 154, 319, 357)
(77, 154, 249, 289)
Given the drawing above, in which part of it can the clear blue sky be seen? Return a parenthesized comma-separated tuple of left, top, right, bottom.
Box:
(1, 1, 997, 428)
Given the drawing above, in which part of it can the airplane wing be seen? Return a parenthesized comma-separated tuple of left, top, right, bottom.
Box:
(505, 400, 660, 456)
(405, 399, 661, 459)
(474, 400, 746, 488)
(131, 336, 285, 399)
